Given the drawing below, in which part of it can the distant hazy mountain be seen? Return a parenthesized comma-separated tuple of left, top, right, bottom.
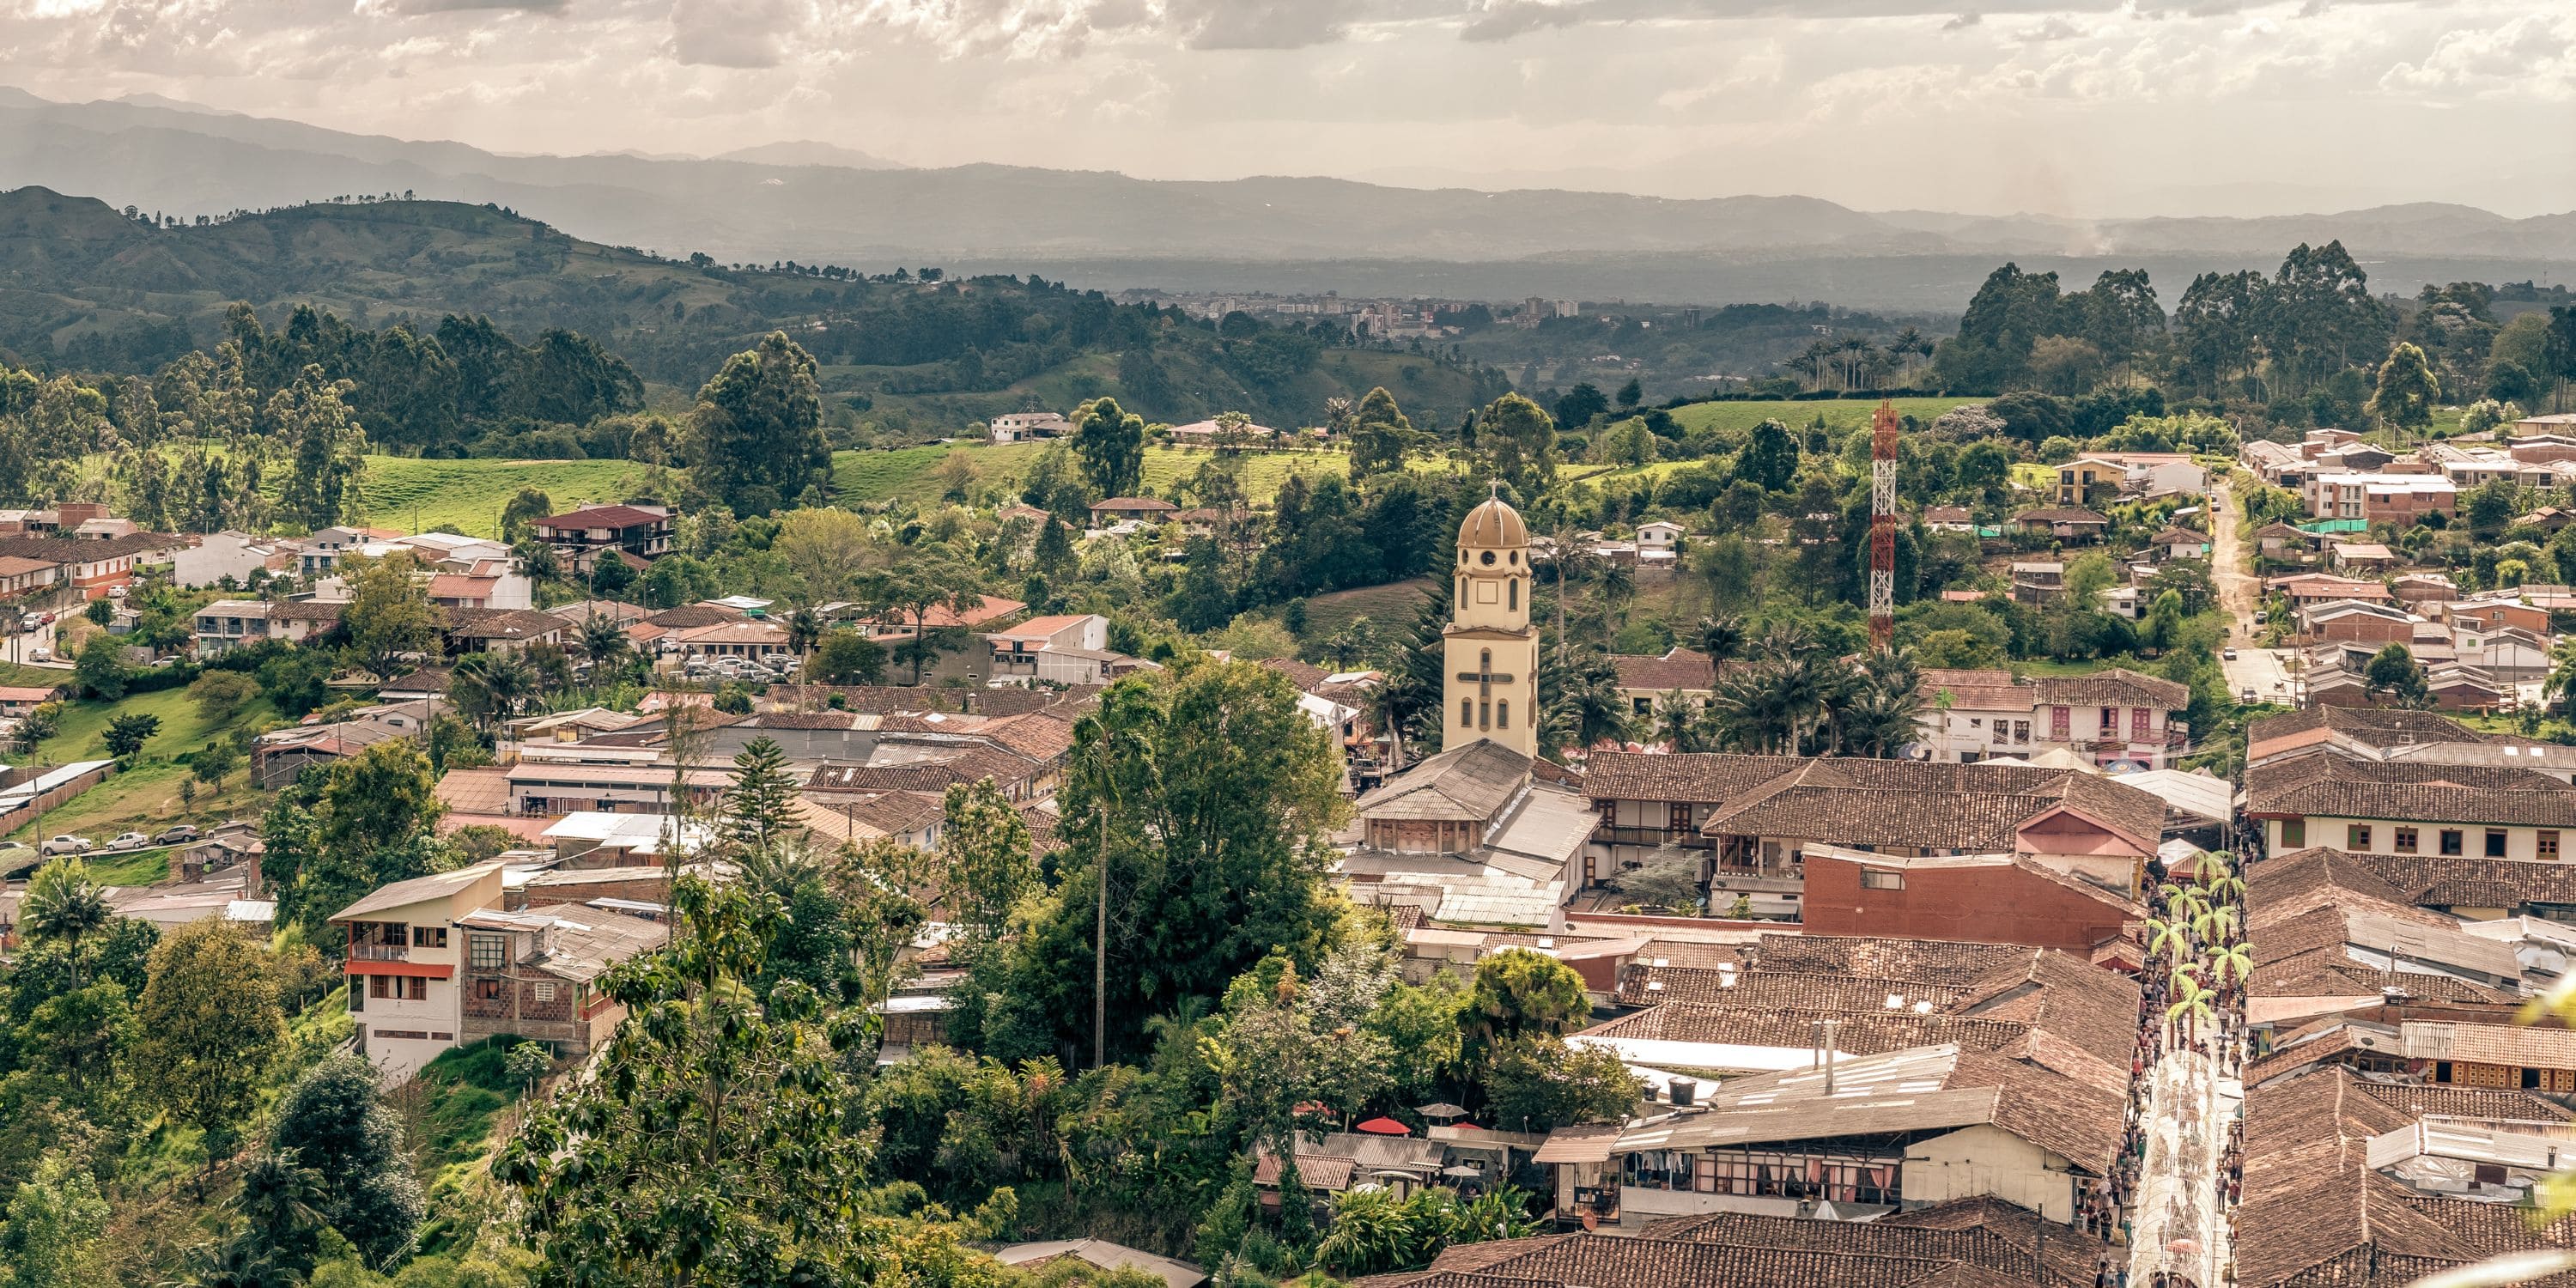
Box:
(2, 88, 2569, 303)
(712, 140, 906, 170)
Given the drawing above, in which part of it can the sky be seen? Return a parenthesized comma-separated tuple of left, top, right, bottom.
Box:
(1, 0, 2570, 218)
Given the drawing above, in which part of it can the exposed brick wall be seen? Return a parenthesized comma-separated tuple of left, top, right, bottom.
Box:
(516, 875, 671, 908)
(1801, 855, 2129, 953)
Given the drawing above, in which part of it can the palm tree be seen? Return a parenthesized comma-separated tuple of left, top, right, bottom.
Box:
(161, 1241, 300, 1288)
(452, 651, 541, 732)
(2545, 637, 2576, 718)
(1654, 692, 1708, 752)
(21, 857, 111, 989)
(2166, 975, 2215, 1038)
(787, 605, 823, 677)
(575, 611, 635, 693)
(1891, 327, 1927, 385)
(1595, 559, 1636, 651)
(1792, 338, 1835, 392)
(2145, 917, 2190, 968)
(234, 1151, 325, 1262)
(2193, 903, 2239, 945)
(1694, 615, 1747, 663)
(2208, 942, 2255, 987)
(1362, 674, 1428, 774)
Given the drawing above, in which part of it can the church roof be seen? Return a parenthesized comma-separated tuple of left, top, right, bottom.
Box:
(1358, 738, 1533, 823)
(1459, 496, 1528, 549)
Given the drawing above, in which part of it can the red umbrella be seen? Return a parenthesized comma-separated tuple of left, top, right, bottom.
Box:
(1355, 1116, 1411, 1136)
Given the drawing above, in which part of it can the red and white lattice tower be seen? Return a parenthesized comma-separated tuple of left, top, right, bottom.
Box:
(1869, 399, 1899, 651)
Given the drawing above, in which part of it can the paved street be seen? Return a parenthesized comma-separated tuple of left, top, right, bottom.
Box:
(2219, 647, 2296, 707)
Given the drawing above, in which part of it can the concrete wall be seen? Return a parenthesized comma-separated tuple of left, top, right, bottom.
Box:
(1903, 1124, 2076, 1222)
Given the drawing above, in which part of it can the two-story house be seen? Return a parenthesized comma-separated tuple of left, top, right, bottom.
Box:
(334, 862, 505, 1084)
(983, 613, 1111, 679)
(191, 598, 344, 658)
(2245, 750, 2576, 865)
(531, 505, 675, 574)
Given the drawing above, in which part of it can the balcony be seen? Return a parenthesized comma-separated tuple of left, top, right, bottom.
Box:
(1591, 825, 1715, 852)
(349, 941, 411, 963)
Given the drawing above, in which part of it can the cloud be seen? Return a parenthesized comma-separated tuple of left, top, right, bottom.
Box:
(2019, 15, 2081, 40)
(1941, 11, 1980, 29)
(1461, 0, 1588, 41)
(1167, 0, 1365, 49)
(669, 0, 800, 66)
(355, 0, 568, 15)
(2380, 13, 2576, 98)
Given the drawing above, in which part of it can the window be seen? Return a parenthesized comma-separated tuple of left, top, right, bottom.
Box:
(410, 926, 447, 949)
(532, 982, 558, 1004)
(1968, 718, 1984, 730)
(2132, 707, 2153, 741)
(2396, 827, 2419, 854)
(405, 976, 428, 1001)
(2488, 829, 2510, 858)
(2051, 706, 2070, 740)
(1860, 870, 1905, 890)
(1669, 803, 1692, 833)
(2099, 706, 2116, 733)
(2014, 720, 2030, 744)
(1497, 700, 1509, 729)
(2544, 831, 2562, 860)
(1508, 578, 1518, 611)
(1479, 700, 1491, 730)
(470, 933, 507, 970)
(2281, 819, 2306, 848)
(1461, 699, 1472, 727)
(2440, 829, 2465, 856)
(2347, 824, 2372, 851)
(475, 979, 504, 1001)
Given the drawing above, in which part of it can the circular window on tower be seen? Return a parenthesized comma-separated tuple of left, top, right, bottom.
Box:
(1480, 550, 1497, 565)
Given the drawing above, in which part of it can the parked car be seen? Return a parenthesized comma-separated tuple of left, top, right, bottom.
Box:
(2222, 647, 2238, 660)
(154, 824, 201, 845)
(107, 831, 150, 850)
(41, 834, 94, 855)
(27, 646, 49, 662)
(2254, 611, 2268, 624)
(2241, 688, 2257, 704)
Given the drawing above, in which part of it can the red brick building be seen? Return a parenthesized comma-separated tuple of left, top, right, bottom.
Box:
(1799, 848, 2142, 954)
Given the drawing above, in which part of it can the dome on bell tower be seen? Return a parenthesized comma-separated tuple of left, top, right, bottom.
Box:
(1459, 495, 1528, 550)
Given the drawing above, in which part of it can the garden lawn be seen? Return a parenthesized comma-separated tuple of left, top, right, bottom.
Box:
(1664, 397, 1981, 439)
(353, 457, 651, 538)
(9, 686, 276, 842)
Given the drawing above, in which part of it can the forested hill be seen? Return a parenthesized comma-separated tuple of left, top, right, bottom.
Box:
(0, 186, 1511, 437)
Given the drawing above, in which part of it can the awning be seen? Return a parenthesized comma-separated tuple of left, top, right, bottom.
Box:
(1532, 1125, 1619, 1163)
(1355, 1116, 1411, 1136)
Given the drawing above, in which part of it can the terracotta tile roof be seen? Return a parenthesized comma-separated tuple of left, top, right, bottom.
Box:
(674, 621, 790, 646)
(0, 532, 185, 562)
(985, 712, 1077, 763)
(1357, 739, 1531, 823)
(1616, 966, 1963, 1011)
(428, 574, 499, 598)
(2011, 507, 2108, 524)
(1259, 658, 1328, 691)
(269, 599, 346, 623)
(2348, 1081, 2575, 1123)
(1645, 1208, 2079, 1287)
(2246, 750, 2576, 828)
(1747, 934, 2035, 987)
(2237, 1067, 2490, 1288)
(1698, 758, 2165, 852)
(2349, 852, 2576, 909)
(1945, 947, 2147, 1070)
(646, 605, 743, 629)
(434, 767, 514, 816)
(1577, 1000, 2032, 1056)
(1089, 496, 1177, 512)
(538, 505, 669, 529)
(806, 748, 1038, 794)
(1612, 647, 1718, 693)
(1396, 1231, 2046, 1288)
(1917, 668, 2035, 712)
(1582, 751, 1812, 804)
(2245, 706, 2490, 756)
(443, 607, 563, 640)
(2030, 667, 2190, 709)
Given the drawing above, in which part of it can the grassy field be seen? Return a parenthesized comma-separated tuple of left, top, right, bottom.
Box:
(1665, 397, 1982, 438)
(9, 685, 275, 843)
(354, 457, 651, 537)
(1301, 577, 1434, 641)
(831, 442, 1353, 507)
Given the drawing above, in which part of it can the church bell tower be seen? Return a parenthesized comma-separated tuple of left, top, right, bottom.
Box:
(1443, 490, 1540, 760)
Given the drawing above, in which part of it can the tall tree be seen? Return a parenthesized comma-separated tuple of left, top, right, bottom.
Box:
(688, 331, 829, 517)
(1470, 393, 1558, 501)
(2367, 341, 2442, 440)
(1346, 386, 1419, 479)
(270, 1055, 427, 1266)
(342, 551, 442, 681)
(938, 777, 1036, 943)
(269, 364, 371, 530)
(720, 737, 804, 855)
(497, 877, 878, 1285)
(135, 920, 288, 1170)
(18, 859, 112, 991)
(1072, 397, 1146, 500)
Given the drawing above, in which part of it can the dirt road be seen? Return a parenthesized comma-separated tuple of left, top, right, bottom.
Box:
(2209, 479, 2259, 643)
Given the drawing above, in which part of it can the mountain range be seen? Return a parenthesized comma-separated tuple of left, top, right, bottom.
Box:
(3, 87, 2572, 306)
